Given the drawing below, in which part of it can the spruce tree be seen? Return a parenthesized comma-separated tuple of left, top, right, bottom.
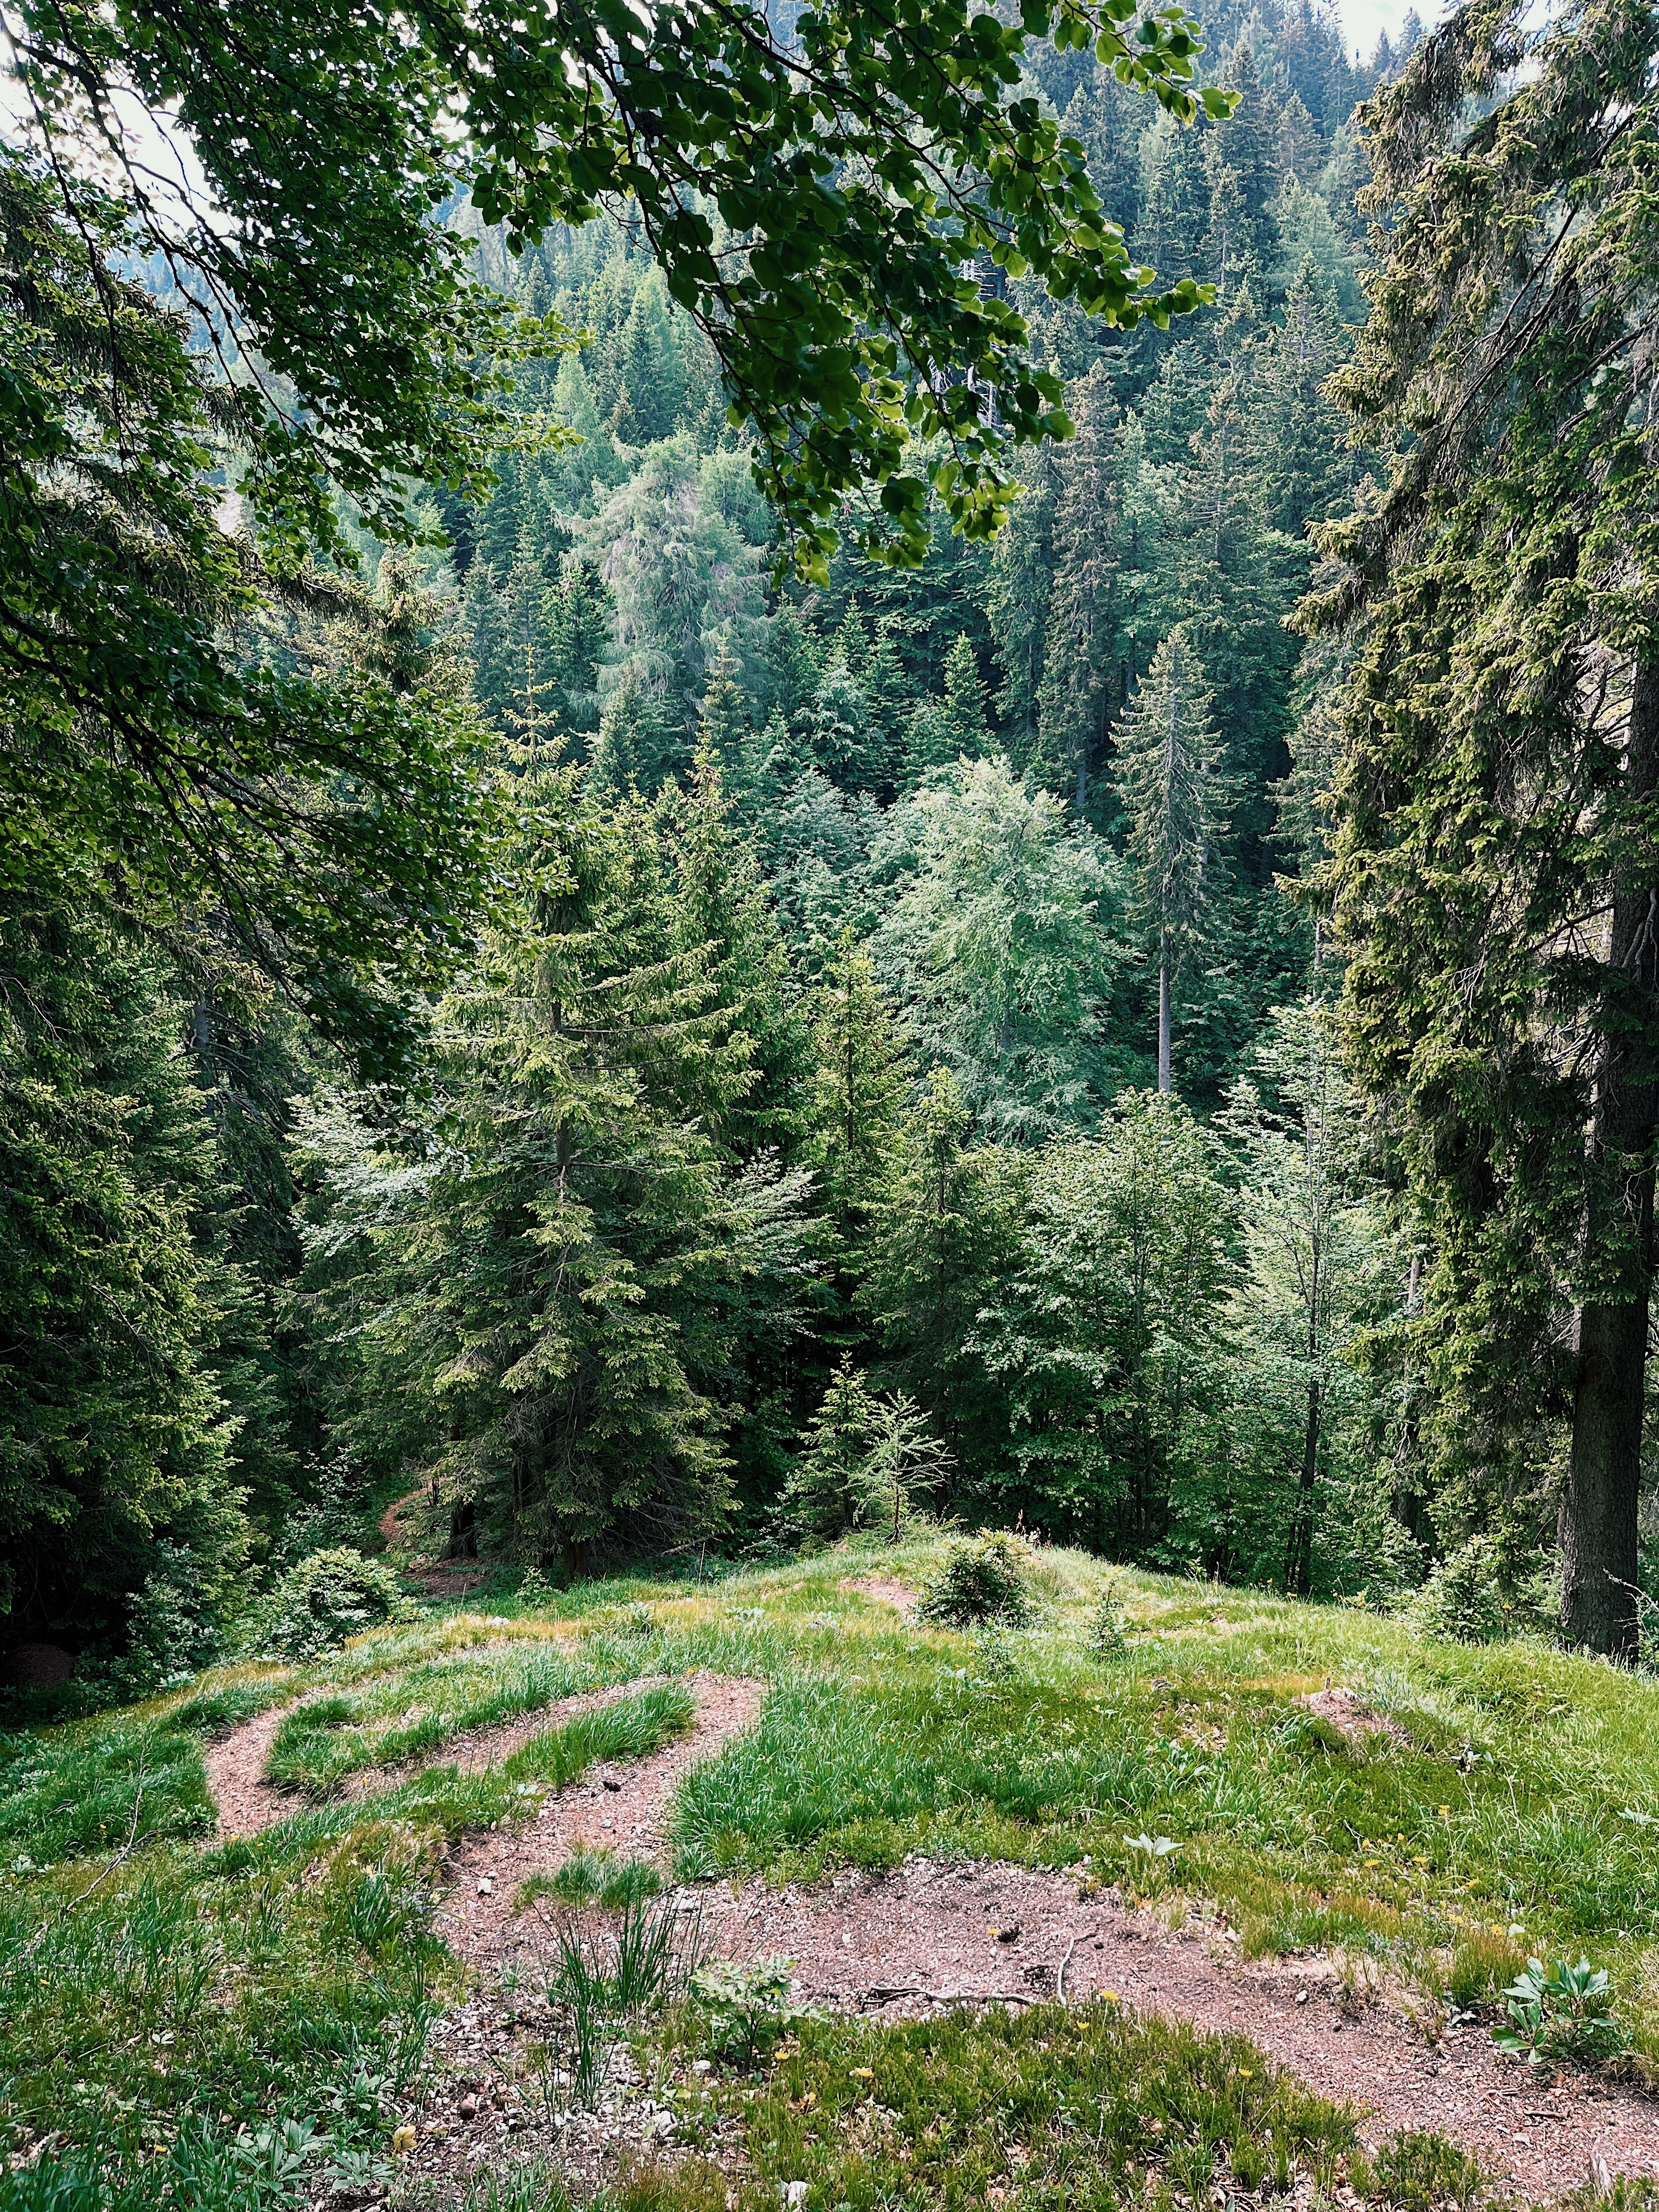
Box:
(938, 634, 992, 760)
(697, 635, 751, 774)
(1302, 0, 1659, 1656)
(812, 932, 909, 1316)
(987, 441, 1060, 760)
(1111, 628, 1229, 1092)
(1036, 363, 1123, 812)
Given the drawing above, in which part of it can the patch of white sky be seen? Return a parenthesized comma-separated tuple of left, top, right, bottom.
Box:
(1336, 0, 1444, 65)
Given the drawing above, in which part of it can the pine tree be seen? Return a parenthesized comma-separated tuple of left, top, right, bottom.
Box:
(802, 658, 877, 792)
(543, 553, 612, 739)
(1112, 628, 1229, 1093)
(1036, 363, 1122, 812)
(937, 634, 991, 760)
(0, 899, 247, 1650)
(297, 739, 748, 1570)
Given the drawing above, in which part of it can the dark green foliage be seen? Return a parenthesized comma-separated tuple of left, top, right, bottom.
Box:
(916, 1533, 1035, 1627)
(0, 901, 246, 1653)
(1303, 0, 1659, 1653)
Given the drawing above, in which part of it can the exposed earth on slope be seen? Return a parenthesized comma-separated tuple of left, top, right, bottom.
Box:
(199, 1662, 1659, 2203)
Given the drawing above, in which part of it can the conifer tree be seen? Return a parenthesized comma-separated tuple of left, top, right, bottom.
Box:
(777, 1355, 882, 1537)
(1303, 0, 1659, 1656)
(297, 739, 748, 1569)
(1036, 363, 1123, 812)
(865, 1065, 1026, 1475)
(1112, 628, 1229, 1092)
(697, 635, 751, 774)
(590, 668, 686, 797)
(988, 442, 1060, 760)
(1251, 261, 1348, 539)
(613, 276, 687, 443)
(938, 635, 992, 760)
(812, 932, 909, 1312)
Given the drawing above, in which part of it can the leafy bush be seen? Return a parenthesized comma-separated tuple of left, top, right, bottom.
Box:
(1088, 1583, 1128, 1657)
(916, 1532, 1034, 1628)
(255, 1549, 416, 1660)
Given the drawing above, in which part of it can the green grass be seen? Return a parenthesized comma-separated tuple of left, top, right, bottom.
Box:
(6, 1534, 1659, 2206)
(263, 1638, 602, 1793)
(516, 1847, 664, 1912)
(0, 1674, 295, 1866)
(631, 1999, 1489, 2209)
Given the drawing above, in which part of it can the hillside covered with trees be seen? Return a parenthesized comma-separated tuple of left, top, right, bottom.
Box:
(5, 0, 1658, 1705)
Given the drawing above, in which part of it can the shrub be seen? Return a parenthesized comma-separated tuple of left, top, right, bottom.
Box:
(256, 1548, 416, 1660)
(916, 1532, 1034, 1628)
(1088, 1583, 1128, 1657)
(1410, 1539, 1508, 1645)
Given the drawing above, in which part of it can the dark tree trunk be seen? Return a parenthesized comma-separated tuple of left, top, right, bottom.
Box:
(1560, 660, 1659, 1660)
(1156, 944, 1171, 1094)
(1285, 1376, 1320, 1596)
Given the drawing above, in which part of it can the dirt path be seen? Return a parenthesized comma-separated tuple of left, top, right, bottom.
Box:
(203, 1700, 301, 1839)
(696, 1858, 1659, 2199)
(202, 1674, 673, 1835)
(435, 1671, 763, 1978)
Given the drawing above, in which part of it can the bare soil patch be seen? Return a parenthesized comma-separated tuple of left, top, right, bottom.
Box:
(838, 1576, 919, 1622)
(1302, 1685, 1410, 1748)
(696, 1859, 1659, 2199)
(435, 1671, 763, 1978)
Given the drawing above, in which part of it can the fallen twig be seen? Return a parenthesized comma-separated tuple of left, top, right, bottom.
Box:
(17, 1762, 146, 1965)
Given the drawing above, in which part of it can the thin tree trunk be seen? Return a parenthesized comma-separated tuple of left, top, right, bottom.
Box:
(1156, 945, 1171, 1094)
(1285, 1376, 1320, 1596)
(1560, 660, 1659, 1660)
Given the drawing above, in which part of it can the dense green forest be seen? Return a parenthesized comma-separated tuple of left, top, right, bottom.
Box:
(5, 0, 1658, 1702)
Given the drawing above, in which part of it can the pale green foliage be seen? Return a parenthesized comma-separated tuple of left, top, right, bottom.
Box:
(779, 1359, 952, 1541)
(255, 1548, 416, 1660)
(874, 758, 1128, 1139)
(1214, 999, 1402, 1594)
(972, 1092, 1233, 1551)
(779, 1358, 883, 1539)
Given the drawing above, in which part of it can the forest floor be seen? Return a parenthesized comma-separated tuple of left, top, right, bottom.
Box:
(5, 1539, 1659, 2212)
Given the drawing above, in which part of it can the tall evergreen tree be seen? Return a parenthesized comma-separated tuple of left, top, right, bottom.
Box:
(1303, 0, 1659, 1657)
(1112, 628, 1230, 1092)
(1036, 363, 1123, 812)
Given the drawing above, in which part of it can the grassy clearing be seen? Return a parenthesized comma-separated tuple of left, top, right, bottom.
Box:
(5, 1537, 1659, 2204)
